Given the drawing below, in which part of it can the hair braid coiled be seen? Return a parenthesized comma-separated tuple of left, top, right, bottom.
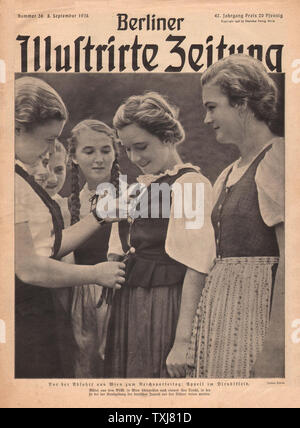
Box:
(113, 92, 185, 145)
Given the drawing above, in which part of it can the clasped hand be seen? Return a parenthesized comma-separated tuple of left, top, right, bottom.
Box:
(94, 261, 126, 290)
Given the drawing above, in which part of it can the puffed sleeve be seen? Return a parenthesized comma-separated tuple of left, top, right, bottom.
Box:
(165, 172, 216, 274)
(255, 139, 285, 227)
(15, 173, 30, 224)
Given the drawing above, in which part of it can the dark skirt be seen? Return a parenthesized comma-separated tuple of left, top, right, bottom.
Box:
(105, 284, 182, 378)
(15, 285, 62, 379)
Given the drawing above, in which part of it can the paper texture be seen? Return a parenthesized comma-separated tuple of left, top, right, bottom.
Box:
(1, 0, 300, 408)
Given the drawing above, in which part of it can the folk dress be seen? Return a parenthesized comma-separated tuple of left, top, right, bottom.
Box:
(105, 164, 215, 378)
(187, 138, 284, 378)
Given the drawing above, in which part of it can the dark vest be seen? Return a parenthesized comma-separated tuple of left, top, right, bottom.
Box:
(120, 168, 197, 289)
(74, 223, 112, 265)
(211, 146, 280, 259)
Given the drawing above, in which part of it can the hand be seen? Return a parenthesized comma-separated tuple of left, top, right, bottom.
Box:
(108, 247, 135, 262)
(99, 341, 106, 361)
(166, 340, 189, 378)
(94, 261, 126, 290)
(97, 305, 112, 361)
(107, 253, 125, 262)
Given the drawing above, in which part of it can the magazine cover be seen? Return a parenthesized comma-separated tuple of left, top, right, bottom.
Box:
(0, 0, 300, 409)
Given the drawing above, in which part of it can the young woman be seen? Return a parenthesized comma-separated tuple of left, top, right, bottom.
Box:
(42, 140, 78, 377)
(25, 153, 59, 257)
(28, 154, 50, 187)
(67, 119, 121, 378)
(28, 141, 72, 256)
(15, 77, 125, 378)
(45, 140, 70, 225)
(167, 54, 284, 379)
(105, 92, 215, 378)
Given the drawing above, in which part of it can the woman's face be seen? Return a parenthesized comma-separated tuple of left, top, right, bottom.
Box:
(74, 127, 115, 188)
(44, 150, 67, 197)
(15, 119, 65, 165)
(202, 83, 244, 145)
(118, 123, 174, 175)
(27, 155, 50, 187)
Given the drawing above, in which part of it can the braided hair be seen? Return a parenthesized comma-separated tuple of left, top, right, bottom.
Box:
(110, 156, 121, 198)
(67, 119, 121, 225)
(113, 91, 185, 145)
(68, 138, 81, 225)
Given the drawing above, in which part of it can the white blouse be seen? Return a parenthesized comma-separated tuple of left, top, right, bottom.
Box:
(108, 164, 216, 275)
(213, 137, 284, 227)
(15, 161, 55, 257)
(79, 184, 95, 219)
(53, 194, 71, 228)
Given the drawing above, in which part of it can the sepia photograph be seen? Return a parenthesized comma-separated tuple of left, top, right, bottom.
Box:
(1, 0, 300, 409)
(14, 67, 285, 380)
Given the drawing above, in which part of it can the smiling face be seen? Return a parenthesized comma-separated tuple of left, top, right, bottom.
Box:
(44, 150, 67, 197)
(73, 127, 115, 189)
(118, 123, 175, 175)
(27, 154, 50, 187)
(202, 83, 244, 145)
(15, 119, 65, 166)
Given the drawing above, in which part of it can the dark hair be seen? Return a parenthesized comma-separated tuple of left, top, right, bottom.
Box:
(113, 91, 185, 144)
(201, 54, 278, 125)
(15, 77, 68, 130)
(67, 120, 120, 225)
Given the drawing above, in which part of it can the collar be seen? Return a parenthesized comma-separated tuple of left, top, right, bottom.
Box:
(80, 183, 97, 208)
(137, 163, 200, 187)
